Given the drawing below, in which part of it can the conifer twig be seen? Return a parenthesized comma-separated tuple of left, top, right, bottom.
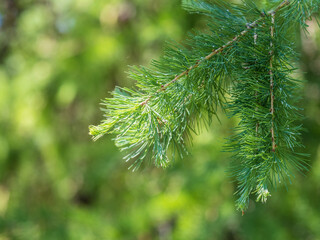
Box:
(90, 0, 320, 212)
(140, 0, 290, 106)
(254, 27, 259, 135)
(270, 12, 276, 152)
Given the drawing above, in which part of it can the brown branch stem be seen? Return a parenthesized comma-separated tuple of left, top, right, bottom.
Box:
(254, 27, 260, 135)
(270, 13, 276, 152)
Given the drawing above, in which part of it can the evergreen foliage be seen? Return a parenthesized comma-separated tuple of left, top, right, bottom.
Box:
(89, 0, 320, 211)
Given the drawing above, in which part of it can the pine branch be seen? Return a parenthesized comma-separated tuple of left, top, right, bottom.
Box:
(89, 0, 320, 212)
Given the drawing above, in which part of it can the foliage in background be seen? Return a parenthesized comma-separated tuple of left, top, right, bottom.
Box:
(0, 0, 320, 239)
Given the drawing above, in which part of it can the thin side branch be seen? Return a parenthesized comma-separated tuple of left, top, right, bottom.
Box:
(254, 27, 259, 135)
(268, 0, 290, 15)
(270, 13, 276, 152)
(140, 0, 290, 106)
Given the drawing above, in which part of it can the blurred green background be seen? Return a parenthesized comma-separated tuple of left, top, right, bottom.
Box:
(0, 0, 320, 239)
